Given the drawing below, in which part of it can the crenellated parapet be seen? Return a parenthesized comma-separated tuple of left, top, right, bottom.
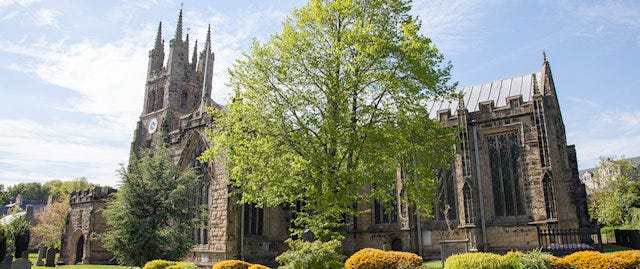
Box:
(69, 187, 117, 205)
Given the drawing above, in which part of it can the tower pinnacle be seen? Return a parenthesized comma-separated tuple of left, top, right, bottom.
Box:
(205, 24, 211, 51)
(154, 22, 162, 50)
(175, 9, 183, 40)
(192, 40, 198, 70)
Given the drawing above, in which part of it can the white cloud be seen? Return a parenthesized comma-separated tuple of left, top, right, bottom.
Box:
(32, 8, 59, 27)
(0, 119, 129, 186)
(576, 2, 640, 28)
(0, 0, 40, 8)
(412, 0, 499, 55)
(569, 109, 640, 169)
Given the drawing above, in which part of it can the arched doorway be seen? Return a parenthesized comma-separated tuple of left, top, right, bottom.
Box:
(391, 238, 402, 251)
(75, 235, 84, 264)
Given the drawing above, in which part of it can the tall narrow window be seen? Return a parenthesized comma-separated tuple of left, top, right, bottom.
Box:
(147, 91, 156, 113)
(543, 174, 556, 219)
(435, 169, 457, 220)
(488, 132, 525, 217)
(463, 182, 474, 224)
(181, 90, 188, 109)
(189, 139, 209, 244)
(374, 199, 397, 225)
(244, 204, 263, 236)
(156, 88, 164, 110)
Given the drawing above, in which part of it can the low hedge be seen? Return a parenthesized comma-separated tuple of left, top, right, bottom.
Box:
(445, 249, 640, 269)
(445, 252, 511, 269)
(344, 248, 423, 269)
(143, 260, 198, 269)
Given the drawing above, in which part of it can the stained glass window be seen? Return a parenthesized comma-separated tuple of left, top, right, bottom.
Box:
(488, 132, 525, 217)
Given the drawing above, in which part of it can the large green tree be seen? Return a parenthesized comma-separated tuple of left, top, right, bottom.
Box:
(589, 157, 640, 227)
(202, 0, 457, 239)
(101, 145, 201, 266)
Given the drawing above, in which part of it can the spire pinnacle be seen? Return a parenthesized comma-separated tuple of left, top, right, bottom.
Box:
(192, 39, 198, 69)
(533, 73, 540, 94)
(175, 9, 183, 40)
(205, 24, 211, 50)
(543, 50, 547, 62)
(458, 92, 466, 111)
(154, 22, 162, 50)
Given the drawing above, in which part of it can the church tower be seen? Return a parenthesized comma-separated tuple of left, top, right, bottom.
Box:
(132, 9, 215, 153)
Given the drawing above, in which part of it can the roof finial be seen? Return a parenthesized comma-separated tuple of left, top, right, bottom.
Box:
(175, 9, 183, 40)
(154, 21, 162, 50)
(543, 50, 547, 61)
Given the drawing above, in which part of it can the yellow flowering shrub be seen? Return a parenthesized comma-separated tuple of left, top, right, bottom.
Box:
(608, 250, 640, 269)
(247, 264, 270, 269)
(344, 248, 423, 269)
(561, 251, 626, 269)
(143, 259, 178, 269)
(444, 252, 511, 269)
(212, 260, 252, 269)
(166, 262, 199, 269)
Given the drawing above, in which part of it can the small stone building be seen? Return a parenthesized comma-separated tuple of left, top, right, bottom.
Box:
(58, 187, 116, 265)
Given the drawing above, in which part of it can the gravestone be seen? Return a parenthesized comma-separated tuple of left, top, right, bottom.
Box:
(45, 247, 56, 267)
(10, 251, 31, 269)
(35, 245, 46, 266)
(440, 239, 469, 268)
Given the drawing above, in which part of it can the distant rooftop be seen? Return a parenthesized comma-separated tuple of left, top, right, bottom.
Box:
(579, 156, 640, 175)
(427, 71, 542, 119)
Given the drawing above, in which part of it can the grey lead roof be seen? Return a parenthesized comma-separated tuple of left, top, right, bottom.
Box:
(427, 71, 542, 118)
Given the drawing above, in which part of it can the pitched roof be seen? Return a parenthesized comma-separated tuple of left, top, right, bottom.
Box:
(427, 71, 542, 119)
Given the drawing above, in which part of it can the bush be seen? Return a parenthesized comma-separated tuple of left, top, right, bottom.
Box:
(276, 239, 344, 269)
(212, 260, 252, 269)
(561, 250, 626, 269)
(444, 252, 511, 269)
(344, 248, 423, 269)
(505, 249, 552, 269)
(143, 259, 178, 269)
(0, 227, 6, 261)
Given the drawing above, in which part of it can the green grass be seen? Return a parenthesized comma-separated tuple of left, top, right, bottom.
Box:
(31, 264, 128, 269)
(423, 260, 443, 269)
(27, 253, 127, 269)
(602, 244, 633, 253)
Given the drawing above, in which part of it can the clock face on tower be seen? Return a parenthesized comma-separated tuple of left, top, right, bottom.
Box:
(148, 117, 158, 134)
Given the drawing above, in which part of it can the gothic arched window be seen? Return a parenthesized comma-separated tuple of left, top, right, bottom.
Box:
(543, 174, 556, 219)
(463, 182, 474, 224)
(488, 132, 525, 217)
(435, 168, 457, 221)
(188, 139, 210, 244)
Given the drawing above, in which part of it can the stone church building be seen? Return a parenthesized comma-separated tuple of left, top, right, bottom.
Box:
(60, 10, 590, 267)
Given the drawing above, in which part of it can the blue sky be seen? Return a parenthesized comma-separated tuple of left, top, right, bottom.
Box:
(0, 0, 639, 187)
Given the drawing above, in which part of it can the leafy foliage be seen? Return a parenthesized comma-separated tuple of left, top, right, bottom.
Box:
(203, 0, 457, 239)
(0, 226, 6, 261)
(13, 219, 29, 258)
(100, 145, 200, 266)
(589, 157, 640, 227)
(31, 196, 70, 248)
(276, 239, 344, 269)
